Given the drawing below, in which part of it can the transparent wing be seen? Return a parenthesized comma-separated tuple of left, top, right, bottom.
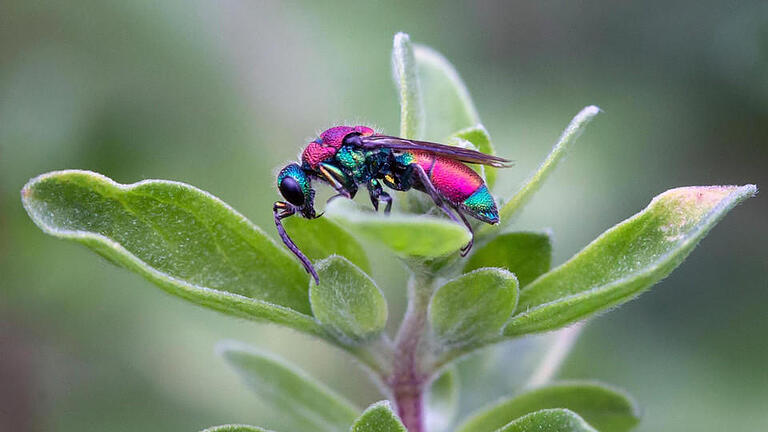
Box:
(360, 135, 513, 168)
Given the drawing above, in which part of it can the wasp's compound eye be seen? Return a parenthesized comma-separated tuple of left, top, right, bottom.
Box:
(279, 176, 305, 206)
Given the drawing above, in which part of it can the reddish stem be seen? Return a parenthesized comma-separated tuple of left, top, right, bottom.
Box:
(390, 275, 432, 432)
(393, 377, 426, 432)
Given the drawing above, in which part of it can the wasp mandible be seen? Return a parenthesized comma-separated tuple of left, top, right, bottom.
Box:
(274, 126, 512, 284)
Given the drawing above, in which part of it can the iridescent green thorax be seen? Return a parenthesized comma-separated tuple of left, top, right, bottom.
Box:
(335, 146, 368, 177)
(462, 185, 499, 223)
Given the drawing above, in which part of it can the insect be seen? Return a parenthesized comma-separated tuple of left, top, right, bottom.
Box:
(274, 125, 512, 284)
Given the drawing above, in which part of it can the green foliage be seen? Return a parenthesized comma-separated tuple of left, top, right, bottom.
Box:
(392, 32, 423, 139)
(464, 232, 552, 287)
(20, 32, 757, 432)
(218, 342, 359, 432)
(412, 44, 480, 141)
(325, 199, 471, 258)
(429, 269, 518, 347)
(311, 256, 388, 344)
(351, 401, 407, 432)
(283, 217, 371, 273)
(486, 105, 601, 234)
(456, 382, 639, 432)
(20, 170, 327, 337)
(496, 409, 598, 432)
(393, 32, 489, 215)
(504, 184, 757, 336)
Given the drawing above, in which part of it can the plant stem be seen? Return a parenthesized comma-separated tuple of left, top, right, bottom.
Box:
(390, 273, 433, 432)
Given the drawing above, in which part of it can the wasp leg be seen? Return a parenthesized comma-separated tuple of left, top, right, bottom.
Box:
(454, 206, 475, 256)
(367, 179, 393, 214)
(273, 201, 320, 284)
(411, 164, 474, 253)
(319, 163, 357, 204)
(326, 192, 350, 206)
(381, 192, 393, 214)
(411, 163, 444, 206)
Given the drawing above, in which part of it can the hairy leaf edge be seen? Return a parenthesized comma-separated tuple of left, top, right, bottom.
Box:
(21, 170, 327, 337)
(505, 184, 757, 335)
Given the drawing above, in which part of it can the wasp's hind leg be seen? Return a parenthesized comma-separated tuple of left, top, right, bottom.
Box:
(454, 206, 475, 256)
(411, 164, 474, 253)
(367, 179, 393, 214)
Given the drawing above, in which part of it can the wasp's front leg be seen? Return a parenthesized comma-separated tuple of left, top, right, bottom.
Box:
(273, 201, 319, 284)
(367, 179, 393, 214)
(319, 162, 358, 204)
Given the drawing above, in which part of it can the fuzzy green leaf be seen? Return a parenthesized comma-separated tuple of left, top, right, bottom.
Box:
(218, 342, 359, 432)
(20, 170, 328, 336)
(505, 184, 757, 336)
(456, 382, 639, 432)
(392, 32, 423, 139)
(429, 269, 519, 346)
(201, 426, 273, 432)
(414, 44, 480, 141)
(284, 217, 371, 273)
(496, 409, 597, 432)
(324, 199, 471, 258)
(351, 401, 407, 432)
(451, 125, 497, 188)
(489, 106, 600, 233)
(465, 232, 552, 288)
(311, 256, 388, 344)
(426, 366, 460, 432)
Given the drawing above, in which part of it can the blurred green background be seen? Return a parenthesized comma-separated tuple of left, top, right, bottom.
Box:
(1, 1, 766, 431)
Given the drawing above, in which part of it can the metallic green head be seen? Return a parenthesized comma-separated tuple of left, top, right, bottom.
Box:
(277, 163, 316, 218)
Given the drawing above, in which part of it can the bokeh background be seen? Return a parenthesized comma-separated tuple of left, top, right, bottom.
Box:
(1, 1, 766, 431)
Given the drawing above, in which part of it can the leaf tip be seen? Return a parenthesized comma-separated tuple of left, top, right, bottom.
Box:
(393, 32, 411, 45)
(574, 105, 601, 124)
(369, 399, 395, 410)
(214, 339, 252, 359)
(657, 184, 757, 221)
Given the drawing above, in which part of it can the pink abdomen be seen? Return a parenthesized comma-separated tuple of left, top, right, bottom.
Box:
(412, 152, 484, 203)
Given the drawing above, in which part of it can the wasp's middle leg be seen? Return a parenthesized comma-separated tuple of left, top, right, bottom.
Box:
(367, 179, 393, 214)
